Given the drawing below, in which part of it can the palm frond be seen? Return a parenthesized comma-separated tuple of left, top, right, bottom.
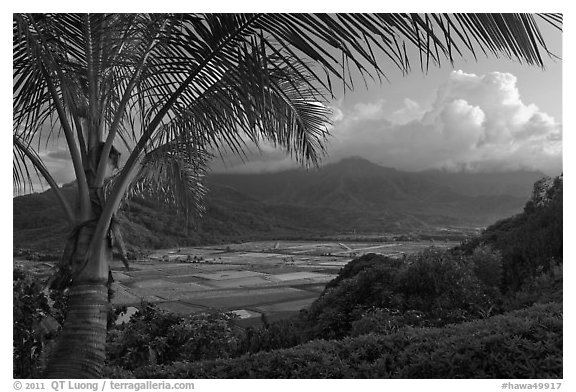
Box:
(15, 13, 560, 165)
(13, 135, 41, 195)
(105, 139, 211, 222)
(146, 51, 331, 170)
(125, 13, 559, 152)
(13, 134, 76, 224)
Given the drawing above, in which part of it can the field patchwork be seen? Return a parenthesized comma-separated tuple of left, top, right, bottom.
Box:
(15, 240, 458, 327)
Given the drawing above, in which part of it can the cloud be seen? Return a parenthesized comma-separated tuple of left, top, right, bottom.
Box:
(324, 70, 562, 174)
(39, 148, 76, 186)
(209, 146, 301, 174)
(46, 149, 71, 161)
(389, 98, 426, 125)
(29, 70, 562, 182)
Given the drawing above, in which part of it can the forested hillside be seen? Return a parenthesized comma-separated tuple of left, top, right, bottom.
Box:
(14, 159, 545, 251)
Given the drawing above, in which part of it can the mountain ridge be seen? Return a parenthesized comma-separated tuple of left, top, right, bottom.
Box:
(207, 157, 542, 214)
(13, 158, 545, 251)
(209, 157, 545, 200)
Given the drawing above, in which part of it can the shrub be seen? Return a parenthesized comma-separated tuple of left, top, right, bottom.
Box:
(394, 247, 499, 323)
(323, 253, 401, 290)
(504, 263, 563, 311)
(102, 364, 136, 379)
(306, 256, 403, 338)
(131, 302, 562, 379)
(350, 308, 426, 337)
(468, 245, 503, 289)
(13, 267, 51, 378)
(236, 317, 308, 354)
(306, 248, 502, 338)
(106, 304, 239, 370)
(459, 175, 562, 291)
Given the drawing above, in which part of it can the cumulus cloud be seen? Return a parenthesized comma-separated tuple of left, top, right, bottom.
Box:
(389, 98, 426, 125)
(324, 70, 562, 174)
(32, 70, 562, 180)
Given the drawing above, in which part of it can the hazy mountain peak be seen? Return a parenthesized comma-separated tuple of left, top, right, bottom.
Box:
(320, 157, 396, 176)
(328, 156, 378, 166)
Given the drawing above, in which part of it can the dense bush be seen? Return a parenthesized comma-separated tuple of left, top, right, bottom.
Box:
(106, 304, 239, 370)
(468, 245, 503, 290)
(126, 302, 561, 379)
(394, 247, 499, 322)
(504, 263, 563, 311)
(459, 175, 562, 290)
(13, 267, 73, 378)
(13, 267, 52, 378)
(305, 247, 503, 338)
(305, 254, 404, 338)
(323, 253, 400, 290)
(236, 316, 308, 354)
(350, 308, 426, 337)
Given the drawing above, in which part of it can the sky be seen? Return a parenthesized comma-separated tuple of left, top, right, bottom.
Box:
(15, 13, 564, 192)
(210, 19, 563, 176)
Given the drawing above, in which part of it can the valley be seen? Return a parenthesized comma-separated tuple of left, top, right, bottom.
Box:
(13, 157, 540, 328)
(13, 157, 548, 327)
(15, 239, 459, 328)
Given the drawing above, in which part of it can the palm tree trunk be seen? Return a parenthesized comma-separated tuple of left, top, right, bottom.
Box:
(44, 218, 112, 378)
(43, 282, 108, 378)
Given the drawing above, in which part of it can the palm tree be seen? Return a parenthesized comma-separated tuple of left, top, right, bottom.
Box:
(13, 13, 561, 378)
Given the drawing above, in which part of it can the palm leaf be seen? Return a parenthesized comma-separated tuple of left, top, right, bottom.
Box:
(13, 134, 76, 224)
(13, 135, 41, 195)
(15, 13, 560, 161)
(106, 139, 211, 223)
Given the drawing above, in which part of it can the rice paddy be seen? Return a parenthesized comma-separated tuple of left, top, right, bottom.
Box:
(15, 239, 458, 327)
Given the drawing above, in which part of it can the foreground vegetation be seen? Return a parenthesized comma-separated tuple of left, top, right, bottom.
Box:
(112, 302, 561, 379)
(14, 175, 562, 378)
